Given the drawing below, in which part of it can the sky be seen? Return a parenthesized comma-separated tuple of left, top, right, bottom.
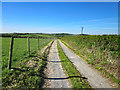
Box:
(2, 2, 118, 35)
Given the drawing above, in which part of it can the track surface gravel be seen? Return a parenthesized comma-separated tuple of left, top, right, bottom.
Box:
(43, 40, 71, 88)
(58, 40, 112, 88)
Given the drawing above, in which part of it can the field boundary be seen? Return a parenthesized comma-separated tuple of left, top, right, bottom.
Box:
(60, 39, 119, 87)
(3, 36, 53, 69)
(59, 40, 113, 88)
(1, 36, 55, 39)
(2, 38, 54, 89)
(39, 40, 54, 56)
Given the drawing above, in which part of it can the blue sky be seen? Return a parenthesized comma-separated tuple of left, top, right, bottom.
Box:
(2, 2, 118, 34)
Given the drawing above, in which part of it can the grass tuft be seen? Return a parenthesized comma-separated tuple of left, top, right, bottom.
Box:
(57, 41, 91, 88)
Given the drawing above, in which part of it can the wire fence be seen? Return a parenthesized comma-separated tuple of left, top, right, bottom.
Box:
(2, 36, 54, 69)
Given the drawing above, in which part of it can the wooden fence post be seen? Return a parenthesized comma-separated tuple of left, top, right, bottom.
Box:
(38, 37, 39, 50)
(8, 37, 14, 69)
(43, 37, 44, 45)
(42, 37, 43, 46)
(27, 37, 30, 56)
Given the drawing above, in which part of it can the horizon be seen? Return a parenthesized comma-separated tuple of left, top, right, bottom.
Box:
(2, 2, 118, 35)
(1, 32, 118, 35)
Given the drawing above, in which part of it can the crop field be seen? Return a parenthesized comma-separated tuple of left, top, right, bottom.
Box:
(61, 35, 120, 84)
(1, 37, 52, 88)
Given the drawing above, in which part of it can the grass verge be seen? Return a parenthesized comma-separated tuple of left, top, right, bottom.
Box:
(61, 40, 120, 86)
(57, 41, 91, 88)
(2, 41, 53, 89)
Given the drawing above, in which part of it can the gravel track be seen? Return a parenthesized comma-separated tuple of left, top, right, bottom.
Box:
(58, 40, 113, 88)
(43, 40, 71, 88)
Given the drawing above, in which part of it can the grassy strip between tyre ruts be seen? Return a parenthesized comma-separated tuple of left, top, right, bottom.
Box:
(2, 41, 53, 89)
(57, 41, 91, 88)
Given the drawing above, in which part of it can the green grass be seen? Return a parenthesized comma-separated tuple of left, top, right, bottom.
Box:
(2, 52, 48, 88)
(2, 37, 52, 88)
(61, 40, 120, 85)
(57, 41, 91, 88)
(61, 35, 120, 85)
(2, 37, 51, 69)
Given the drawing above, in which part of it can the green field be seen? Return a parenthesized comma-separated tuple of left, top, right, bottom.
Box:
(2, 37, 52, 88)
(2, 37, 50, 69)
(1, 34, 119, 88)
(61, 35, 120, 84)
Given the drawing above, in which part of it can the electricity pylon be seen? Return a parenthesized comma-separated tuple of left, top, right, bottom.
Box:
(81, 27, 84, 35)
